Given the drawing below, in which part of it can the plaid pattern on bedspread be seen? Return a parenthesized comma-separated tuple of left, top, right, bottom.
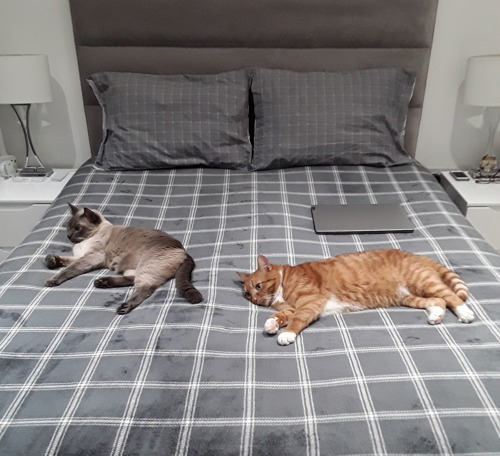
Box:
(1, 161, 500, 455)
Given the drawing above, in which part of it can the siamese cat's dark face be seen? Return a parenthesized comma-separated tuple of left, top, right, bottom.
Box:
(67, 203, 103, 244)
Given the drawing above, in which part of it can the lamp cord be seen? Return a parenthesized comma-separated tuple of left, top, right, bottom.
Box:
(485, 107, 500, 157)
(10, 104, 45, 169)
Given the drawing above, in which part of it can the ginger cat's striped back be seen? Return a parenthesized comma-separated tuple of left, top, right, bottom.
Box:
(237, 249, 474, 346)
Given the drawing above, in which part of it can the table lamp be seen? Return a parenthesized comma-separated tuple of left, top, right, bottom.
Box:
(0, 54, 53, 177)
(464, 55, 500, 176)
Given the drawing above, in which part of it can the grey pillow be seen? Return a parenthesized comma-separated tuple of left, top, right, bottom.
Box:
(250, 67, 416, 170)
(87, 70, 252, 170)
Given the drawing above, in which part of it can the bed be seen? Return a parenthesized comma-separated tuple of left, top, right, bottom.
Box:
(1, 0, 500, 454)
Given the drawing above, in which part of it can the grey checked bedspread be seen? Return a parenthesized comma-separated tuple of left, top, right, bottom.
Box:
(1, 161, 500, 455)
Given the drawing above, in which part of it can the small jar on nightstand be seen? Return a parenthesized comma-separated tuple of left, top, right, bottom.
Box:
(0, 169, 76, 263)
(440, 171, 500, 251)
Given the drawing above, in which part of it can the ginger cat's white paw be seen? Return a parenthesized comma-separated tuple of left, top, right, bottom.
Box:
(454, 304, 475, 323)
(427, 306, 445, 325)
(277, 331, 296, 345)
(264, 317, 279, 334)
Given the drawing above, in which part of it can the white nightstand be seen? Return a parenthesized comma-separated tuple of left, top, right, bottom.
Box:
(0, 169, 76, 263)
(440, 171, 500, 251)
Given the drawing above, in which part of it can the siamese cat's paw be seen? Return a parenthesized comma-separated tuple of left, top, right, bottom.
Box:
(45, 254, 62, 269)
(95, 277, 112, 288)
(45, 277, 61, 287)
(117, 303, 133, 315)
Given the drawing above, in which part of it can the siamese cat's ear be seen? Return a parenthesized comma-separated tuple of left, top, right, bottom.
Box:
(68, 203, 79, 215)
(83, 207, 101, 225)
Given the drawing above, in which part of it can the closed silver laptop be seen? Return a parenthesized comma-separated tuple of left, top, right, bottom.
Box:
(311, 203, 414, 234)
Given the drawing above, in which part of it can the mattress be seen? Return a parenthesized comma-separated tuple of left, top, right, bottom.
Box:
(1, 161, 500, 455)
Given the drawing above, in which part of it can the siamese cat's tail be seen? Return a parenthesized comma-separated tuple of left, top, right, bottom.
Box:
(176, 254, 203, 304)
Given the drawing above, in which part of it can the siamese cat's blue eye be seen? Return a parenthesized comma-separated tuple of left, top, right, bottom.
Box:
(75, 225, 81, 232)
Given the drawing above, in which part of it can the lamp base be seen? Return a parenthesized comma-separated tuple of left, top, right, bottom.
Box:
(19, 167, 54, 178)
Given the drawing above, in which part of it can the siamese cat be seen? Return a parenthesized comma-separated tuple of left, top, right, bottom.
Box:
(44, 203, 203, 314)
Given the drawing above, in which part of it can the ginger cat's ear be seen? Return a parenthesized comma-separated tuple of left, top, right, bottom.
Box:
(236, 271, 248, 281)
(257, 255, 272, 272)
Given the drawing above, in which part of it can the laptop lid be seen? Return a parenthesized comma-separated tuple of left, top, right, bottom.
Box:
(311, 203, 414, 234)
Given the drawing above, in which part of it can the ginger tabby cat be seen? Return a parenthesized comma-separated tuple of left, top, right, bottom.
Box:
(237, 249, 474, 346)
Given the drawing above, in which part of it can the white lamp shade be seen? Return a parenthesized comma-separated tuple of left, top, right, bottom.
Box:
(0, 54, 53, 104)
(464, 55, 500, 106)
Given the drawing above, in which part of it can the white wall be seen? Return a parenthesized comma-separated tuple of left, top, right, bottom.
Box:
(0, 0, 499, 171)
(0, 0, 90, 169)
(413, 0, 500, 170)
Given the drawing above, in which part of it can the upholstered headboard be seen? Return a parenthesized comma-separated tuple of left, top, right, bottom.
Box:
(69, 0, 438, 158)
